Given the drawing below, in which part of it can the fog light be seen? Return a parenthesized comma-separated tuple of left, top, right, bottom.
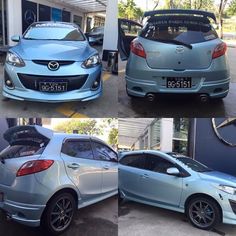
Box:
(4, 71, 15, 89)
(91, 74, 101, 90)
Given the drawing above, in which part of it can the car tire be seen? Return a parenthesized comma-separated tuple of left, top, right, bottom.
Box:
(186, 196, 221, 230)
(41, 192, 76, 235)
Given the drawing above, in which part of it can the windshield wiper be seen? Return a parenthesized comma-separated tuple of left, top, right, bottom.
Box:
(0, 156, 5, 164)
(154, 39, 193, 49)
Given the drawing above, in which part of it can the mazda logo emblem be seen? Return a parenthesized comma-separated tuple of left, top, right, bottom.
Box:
(48, 61, 60, 71)
(212, 118, 236, 147)
(176, 46, 185, 54)
(24, 10, 36, 25)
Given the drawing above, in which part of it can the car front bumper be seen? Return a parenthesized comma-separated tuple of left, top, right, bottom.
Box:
(3, 61, 102, 103)
(125, 54, 230, 99)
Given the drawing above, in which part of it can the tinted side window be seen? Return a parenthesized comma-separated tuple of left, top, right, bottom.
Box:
(61, 140, 93, 160)
(93, 142, 117, 162)
(119, 154, 146, 169)
(145, 155, 176, 174)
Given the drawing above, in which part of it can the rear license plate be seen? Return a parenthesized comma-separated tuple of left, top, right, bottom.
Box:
(39, 82, 68, 92)
(166, 77, 192, 88)
(0, 193, 4, 202)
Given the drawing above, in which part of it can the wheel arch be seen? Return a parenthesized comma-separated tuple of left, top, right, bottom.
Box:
(184, 193, 223, 222)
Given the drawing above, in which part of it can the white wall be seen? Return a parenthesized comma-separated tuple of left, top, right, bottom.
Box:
(103, 0, 118, 51)
(160, 118, 174, 152)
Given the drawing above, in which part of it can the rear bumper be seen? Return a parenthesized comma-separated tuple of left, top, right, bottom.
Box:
(126, 75, 230, 98)
(0, 200, 45, 227)
(125, 53, 230, 99)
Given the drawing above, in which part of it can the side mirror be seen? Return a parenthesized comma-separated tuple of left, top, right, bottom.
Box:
(11, 35, 21, 42)
(167, 167, 180, 176)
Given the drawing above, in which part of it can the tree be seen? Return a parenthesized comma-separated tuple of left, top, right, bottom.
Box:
(227, 0, 236, 15)
(54, 119, 103, 136)
(118, 0, 143, 21)
(108, 128, 118, 148)
(218, 0, 230, 38)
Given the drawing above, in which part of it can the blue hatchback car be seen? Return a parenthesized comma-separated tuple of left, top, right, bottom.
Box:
(119, 150, 236, 230)
(119, 9, 230, 102)
(4, 22, 102, 102)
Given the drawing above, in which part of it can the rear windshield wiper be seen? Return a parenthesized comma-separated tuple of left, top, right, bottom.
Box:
(0, 156, 5, 164)
(154, 39, 193, 49)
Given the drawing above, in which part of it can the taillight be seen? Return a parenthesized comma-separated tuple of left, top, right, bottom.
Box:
(212, 42, 227, 59)
(131, 40, 146, 58)
(16, 160, 54, 177)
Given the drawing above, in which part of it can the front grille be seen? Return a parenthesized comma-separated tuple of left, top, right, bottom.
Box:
(32, 60, 75, 66)
(229, 200, 236, 214)
(18, 74, 88, 92)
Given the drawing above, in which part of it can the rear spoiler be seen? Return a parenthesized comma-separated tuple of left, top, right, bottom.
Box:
(4, 125, 53, 146)
(144, 9, 217, 22)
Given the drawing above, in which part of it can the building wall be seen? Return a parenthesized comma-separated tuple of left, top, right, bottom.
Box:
(192, 118, 236, 176)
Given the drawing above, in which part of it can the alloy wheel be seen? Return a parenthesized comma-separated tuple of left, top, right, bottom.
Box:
(50, 196, 74, 232)
(189, 200, 215, 228)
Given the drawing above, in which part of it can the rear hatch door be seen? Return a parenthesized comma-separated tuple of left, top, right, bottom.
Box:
(140, 15, 220, 70)
(0, 126, 53, 186)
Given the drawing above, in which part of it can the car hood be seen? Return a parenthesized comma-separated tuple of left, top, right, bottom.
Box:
(12, 39, 96, 61)
(199, 171, 236, 186)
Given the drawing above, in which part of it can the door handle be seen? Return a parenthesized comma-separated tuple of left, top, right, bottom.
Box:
(141, 174, 149, 179)
(103, 165, 110, 170)
(67, 163, 80, 170)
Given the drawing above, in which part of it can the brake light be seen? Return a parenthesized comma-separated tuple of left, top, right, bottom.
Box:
(212, 42, 227, 59)
(131, 40, 146, 58)
(16, 160, 54, 177)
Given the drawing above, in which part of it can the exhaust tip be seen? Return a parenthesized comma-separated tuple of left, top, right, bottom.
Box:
(199, 94, 209, 103)
(146, 93, 156, 102)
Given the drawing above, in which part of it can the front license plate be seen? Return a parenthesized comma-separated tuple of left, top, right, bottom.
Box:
(166, 77, 192, 89)
(39, 82, 68, 92)
(0, 193, 4, 202)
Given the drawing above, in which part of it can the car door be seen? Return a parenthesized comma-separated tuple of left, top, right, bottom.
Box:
(118, 153, 147, 198)
(118, 18, 143, 61)
(60, 138, 103, 199)
(91, 140, 118, 194)
(138, 154, 183, 207)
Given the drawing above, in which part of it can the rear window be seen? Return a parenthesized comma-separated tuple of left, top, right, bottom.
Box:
(140, 16, 218, 44)
(0, 145, 45, 160)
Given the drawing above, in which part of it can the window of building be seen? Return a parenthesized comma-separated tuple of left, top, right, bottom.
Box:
(150, 119, 161, 149)
(173, 118, 189, 155)
(94, 16, 105, 27)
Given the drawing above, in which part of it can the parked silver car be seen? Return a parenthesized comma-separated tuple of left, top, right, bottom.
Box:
(0, 125, 118, 234)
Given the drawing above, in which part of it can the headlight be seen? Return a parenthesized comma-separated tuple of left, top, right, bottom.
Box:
(218, 185, 236, 195)
(6, 52, 25, 67)
(82, 54, 101, 69)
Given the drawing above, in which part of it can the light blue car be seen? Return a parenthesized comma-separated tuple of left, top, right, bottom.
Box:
(119, 150, 236, 230)
(0, 125, 118, 234)
(118, 9, 230, 102)
(4, 22, 102, 102)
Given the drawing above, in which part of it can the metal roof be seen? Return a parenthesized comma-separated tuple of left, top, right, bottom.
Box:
(49, 0, 107, 13)
(119, 118, 154, 148)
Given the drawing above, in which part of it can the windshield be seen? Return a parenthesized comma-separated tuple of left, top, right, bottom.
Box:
(0, 144, 45, 160)
(140, 16, 218, 44)
(91, 27, 104, 33)
(24, 25, 85, 41)
(168, 153, 212, 172)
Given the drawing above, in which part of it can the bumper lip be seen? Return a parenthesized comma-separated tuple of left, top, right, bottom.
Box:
(126, 75, 230, 99)
(0, 200, 45, 227)
(3, 86, 102, 103)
